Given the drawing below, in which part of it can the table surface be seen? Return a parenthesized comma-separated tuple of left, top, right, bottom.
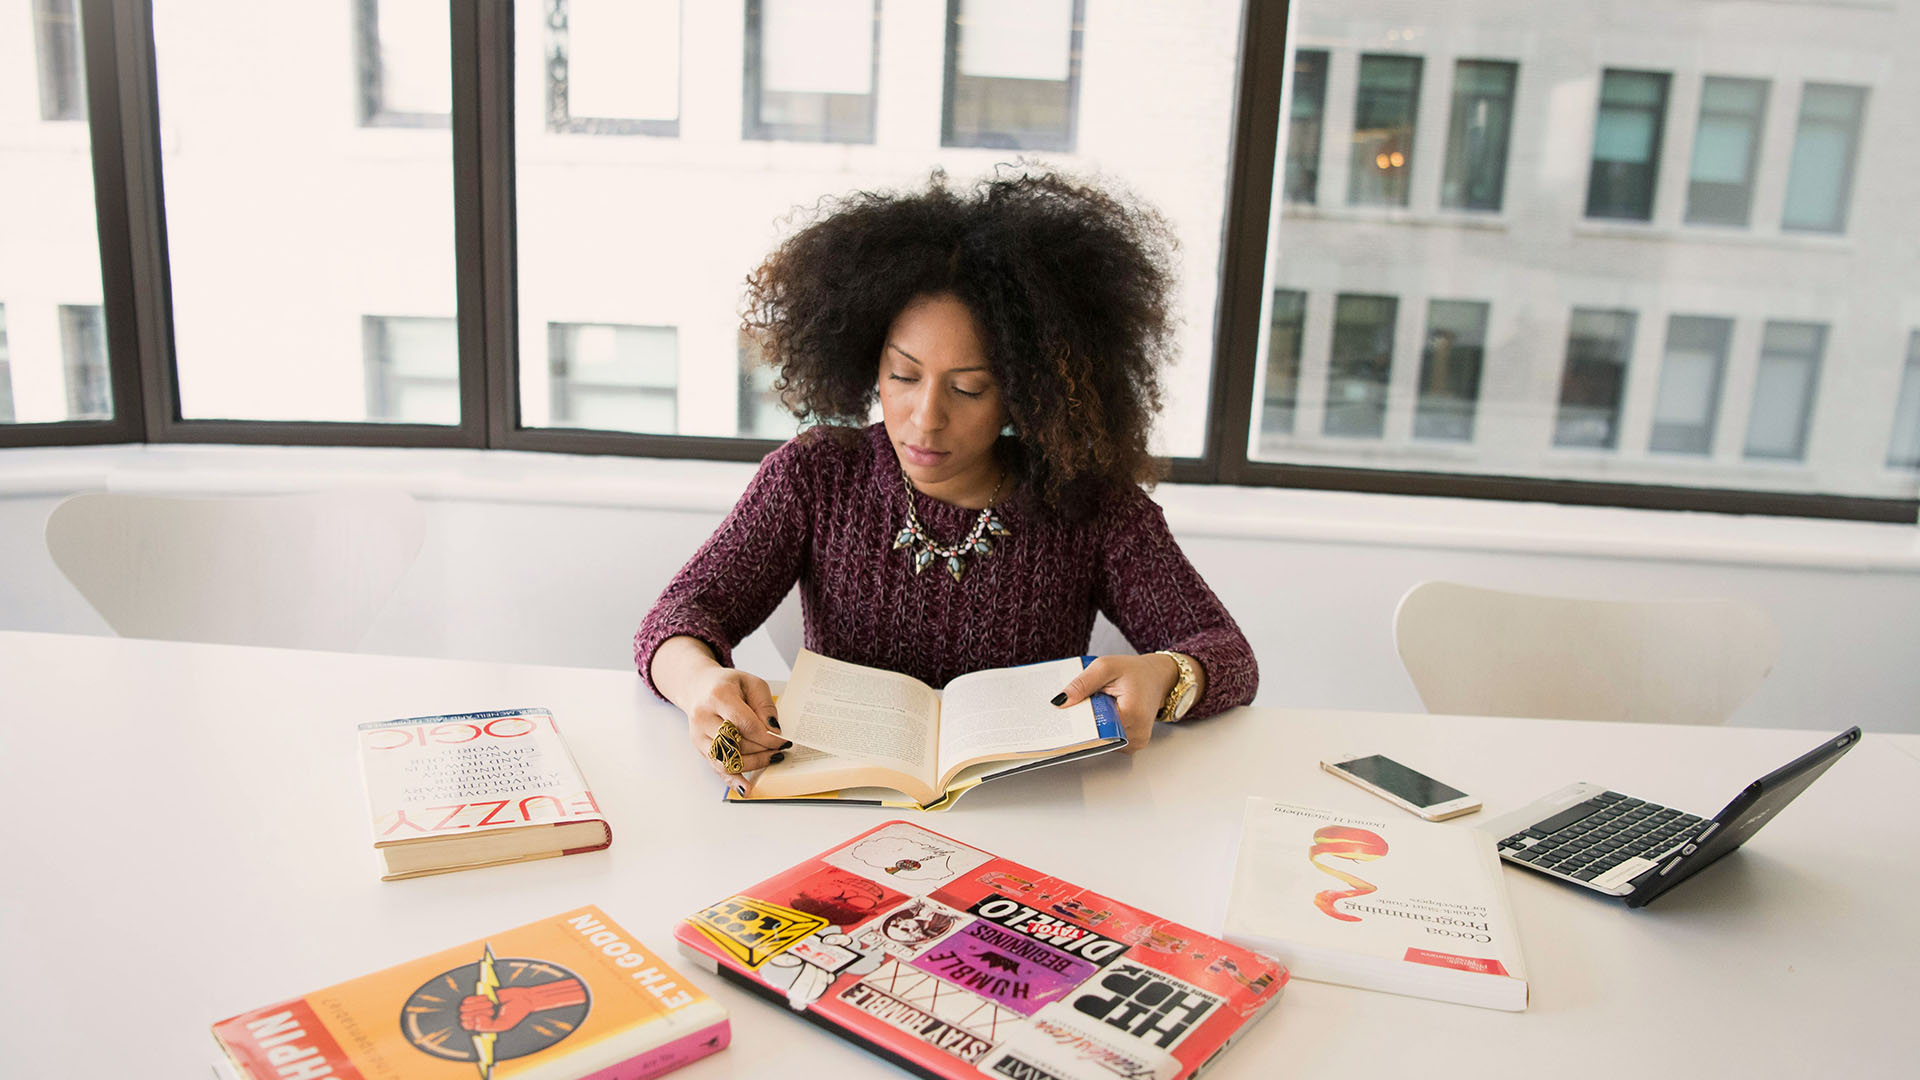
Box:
(2, 630, 1914, 1079)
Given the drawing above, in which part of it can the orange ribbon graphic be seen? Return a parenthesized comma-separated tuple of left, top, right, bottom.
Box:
(1308, 825, 1389, 921)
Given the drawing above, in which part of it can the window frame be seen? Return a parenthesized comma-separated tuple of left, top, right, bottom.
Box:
(355, 0, 455, 129)
(543, 0, 682, 137)
(1439, 59, 1518, 213)
(6, 0, 1912, 524)
(939, 0, 1085, 153)
(1585, 68, 1671, 222)
(741, 0, 881, 145)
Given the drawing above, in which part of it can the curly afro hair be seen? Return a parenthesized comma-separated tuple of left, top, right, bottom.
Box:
(743, 167, 1179, 522)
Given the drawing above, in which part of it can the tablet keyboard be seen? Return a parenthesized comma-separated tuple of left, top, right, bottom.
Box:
(1497, 790, 1706, 884)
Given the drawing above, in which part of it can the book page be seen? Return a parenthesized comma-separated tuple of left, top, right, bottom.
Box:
(773, 651, 941, 786)
(936, 657, 1100, 769)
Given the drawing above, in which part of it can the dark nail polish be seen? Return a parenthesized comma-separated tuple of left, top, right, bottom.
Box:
(781, 741, 794, 750)
(1050, 692, 1068, 706)
(768, 717, 781, 730)
(771, 752, 786, 764)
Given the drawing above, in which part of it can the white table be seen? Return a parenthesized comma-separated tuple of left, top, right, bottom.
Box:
(2, 631, 1913, 1078)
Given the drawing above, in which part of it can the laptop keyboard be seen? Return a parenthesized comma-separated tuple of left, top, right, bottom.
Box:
(1497, 790, 1706, 885)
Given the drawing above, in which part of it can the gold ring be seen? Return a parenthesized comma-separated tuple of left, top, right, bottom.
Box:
(709, 719, 744, 775)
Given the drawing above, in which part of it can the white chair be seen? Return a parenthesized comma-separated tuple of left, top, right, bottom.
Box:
(1392, 581, 1781, 726)
(45, 489, 425, 652)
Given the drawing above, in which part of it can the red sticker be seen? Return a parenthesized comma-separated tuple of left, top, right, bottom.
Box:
(1403, 948, 1510, 977)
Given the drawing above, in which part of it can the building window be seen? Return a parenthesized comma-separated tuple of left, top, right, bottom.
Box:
(1283, 50, 1328, 205)
(1440, 60, 1517, 212)
(1650, 315, 1732, 455)
(1262, 290, 1307, 437)
(355, 0, 451, 127)
(364, 316, 458, 424)
(33, 0, 85, 122)
(1348, 55, 1422, 207)
(1555, 308, 1636, 449)
(744, 0, 878, 143)
(736, 332, 797, 439)
(545, 0, 681, 136)
(1684, 77, 1767, 227)
(59, 305, 109, 420)
(1586, 69, 1669, 221)
(1414, 300, 1489, 441)
(1744, 321, 1825, 461)
(1889, 332, 1920, 470)
(0, 306, 13, 424)
(1781, 83, 1867, 234)
(1326, 294, 1397, 438)
(943, 0, 1081, 151)
(548, 323, 678, 434)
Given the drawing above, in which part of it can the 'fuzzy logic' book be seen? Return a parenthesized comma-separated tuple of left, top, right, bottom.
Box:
(674, 821, 1287, 1080)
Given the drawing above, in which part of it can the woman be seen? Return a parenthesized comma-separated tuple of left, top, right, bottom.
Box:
(634, 169, 1257, 790)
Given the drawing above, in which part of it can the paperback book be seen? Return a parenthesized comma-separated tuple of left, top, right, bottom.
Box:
(211, 905, 728, 1080)
(675, 820, 1286, 1080)
(1222, 797, 1529, 1011)
(737, 650, 1122, 810)
(358, 707, 612, 880)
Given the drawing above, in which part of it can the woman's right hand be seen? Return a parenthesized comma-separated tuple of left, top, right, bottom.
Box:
(680, 665, 789, 791)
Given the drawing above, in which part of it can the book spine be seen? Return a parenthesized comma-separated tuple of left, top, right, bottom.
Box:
(573, 1016, 731, 1080)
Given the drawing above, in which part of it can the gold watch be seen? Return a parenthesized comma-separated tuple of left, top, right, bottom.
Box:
(1154, 651, 1198, 722)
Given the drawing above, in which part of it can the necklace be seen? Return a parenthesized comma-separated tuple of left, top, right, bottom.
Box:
(893, 468, 1011, 582)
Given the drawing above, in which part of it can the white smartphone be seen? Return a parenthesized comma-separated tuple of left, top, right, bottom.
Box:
(1320, 752, 1482, 821)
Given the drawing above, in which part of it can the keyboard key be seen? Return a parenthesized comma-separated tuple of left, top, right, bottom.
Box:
(1573, 869, 1603, 881)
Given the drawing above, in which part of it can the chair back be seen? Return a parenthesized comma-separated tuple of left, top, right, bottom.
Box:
(1392, 580, 1781, 726)
(46, 489, 425, 652)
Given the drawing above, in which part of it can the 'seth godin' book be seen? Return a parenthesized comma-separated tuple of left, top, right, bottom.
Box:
(211, 905, 727, 1080)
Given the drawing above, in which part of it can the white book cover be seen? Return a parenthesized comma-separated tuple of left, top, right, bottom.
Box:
(1222, 798, 1528, 1011)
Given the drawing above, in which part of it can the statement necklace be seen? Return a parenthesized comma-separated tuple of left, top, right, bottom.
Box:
(893, 468, 1011, 582)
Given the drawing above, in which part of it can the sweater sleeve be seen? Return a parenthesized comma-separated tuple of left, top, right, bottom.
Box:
(1092, 489, 1258, 720)
(632, 435, 817, 699)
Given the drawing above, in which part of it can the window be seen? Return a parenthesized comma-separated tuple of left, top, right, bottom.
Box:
(16, 3, 1920, 520)
(744, 0, 878, 143)
(356, 0, 451, 127)
(59, 305, 109, 421)
(1744, 321, 1825, 461)
(1782, 84, 1866, 234)
(0, 306, 13, 424)
(1587, 69, 1669, 221)
(1414, 300, 1488, 441)
(1685, 77, 1767, 227)
(737, 334, 799, 440)
(1554, 309, 1636, 449)
(157, 2, 458, 424)
(1325, 294, 1397, 438)
(545, 0, 681, 135)
(943, 0, 1081, 151)
(364, 316, 458, 424)
(1261, 290, 1307, 438)
(33, 0, 85, 122)
(1650, 316, 1732, 455)
(544, 323, 678, 434)
(1890, 332, 1920, 470)
(1349, 55, 1421, 207)
(1283, 50, 1328, 204)
(1440, 61, 1517, 212)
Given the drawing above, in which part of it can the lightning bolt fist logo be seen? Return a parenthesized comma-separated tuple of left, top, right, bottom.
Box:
(1307, 825, 1389, 922)
(400, 945, 592, 1077)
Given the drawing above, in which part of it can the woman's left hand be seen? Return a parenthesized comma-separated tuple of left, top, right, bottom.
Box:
(1053, 653, 1182, 754)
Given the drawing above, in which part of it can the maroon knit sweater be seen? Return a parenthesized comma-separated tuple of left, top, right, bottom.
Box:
(633, 424, 1257, 719)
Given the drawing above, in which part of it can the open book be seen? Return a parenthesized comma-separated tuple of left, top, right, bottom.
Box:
(737, 650, 1123, 810)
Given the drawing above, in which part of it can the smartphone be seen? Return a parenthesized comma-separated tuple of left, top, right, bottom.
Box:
(1320, 753, 1482, 821)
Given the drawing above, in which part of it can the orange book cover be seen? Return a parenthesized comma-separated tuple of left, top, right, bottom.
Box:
(212, 906, 727, 1080)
